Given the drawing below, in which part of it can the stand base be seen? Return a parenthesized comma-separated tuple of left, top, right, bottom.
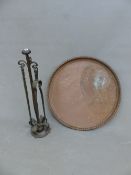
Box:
(31, 119, 50, 138)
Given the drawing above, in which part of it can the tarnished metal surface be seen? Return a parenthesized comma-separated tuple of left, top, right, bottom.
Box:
(18, 49, 50, 138)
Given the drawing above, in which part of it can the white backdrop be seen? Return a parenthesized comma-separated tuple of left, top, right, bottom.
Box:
(0, 0, 131, 175)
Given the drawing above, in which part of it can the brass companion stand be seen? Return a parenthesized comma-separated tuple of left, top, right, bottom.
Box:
(18, 49, 50, 138)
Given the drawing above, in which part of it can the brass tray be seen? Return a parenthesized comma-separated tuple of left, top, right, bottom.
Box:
(48, 57, 121, 130)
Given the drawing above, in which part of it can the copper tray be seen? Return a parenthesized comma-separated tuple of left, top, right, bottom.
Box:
(48, 57, 121, 130)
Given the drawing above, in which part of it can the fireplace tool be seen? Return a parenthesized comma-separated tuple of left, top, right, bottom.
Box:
(18, 49, 50, 138)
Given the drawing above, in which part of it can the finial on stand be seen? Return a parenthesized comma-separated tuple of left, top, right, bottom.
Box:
(18, 49, 50, 138)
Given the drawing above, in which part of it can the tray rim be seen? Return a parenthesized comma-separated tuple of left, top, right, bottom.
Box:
(47, 56, 121, 131)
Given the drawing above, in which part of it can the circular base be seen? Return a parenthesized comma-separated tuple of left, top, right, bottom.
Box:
(31, 123, 50, 138)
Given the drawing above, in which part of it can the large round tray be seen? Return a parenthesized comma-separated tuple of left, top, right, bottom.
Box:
(48, 57, 121, 130)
